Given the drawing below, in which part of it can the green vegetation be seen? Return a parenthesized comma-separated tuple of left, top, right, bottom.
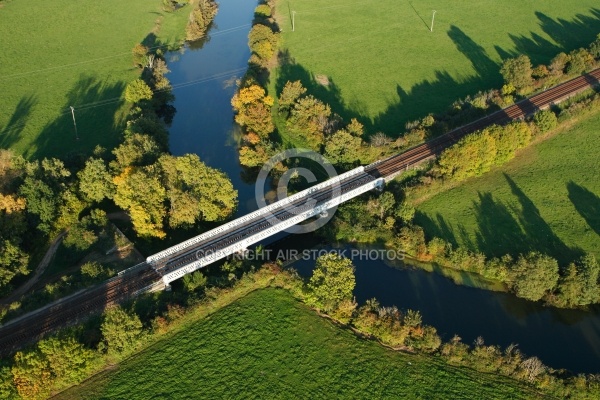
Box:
(186, 0, 218, 41)
(56, 289, 538, 400)
(0, 0, 190, 159)
(271, 0, 600, 135)
(415, 109, 600, 263)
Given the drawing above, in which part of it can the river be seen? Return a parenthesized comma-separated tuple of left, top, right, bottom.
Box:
(165, 0, 600, 373)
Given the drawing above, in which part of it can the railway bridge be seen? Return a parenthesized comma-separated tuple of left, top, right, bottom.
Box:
(0, 68, 598, 353)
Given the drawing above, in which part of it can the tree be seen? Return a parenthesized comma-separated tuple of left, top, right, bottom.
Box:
(113, 167, 166, 238)
(18, 177, 58, 233)
(182, 270, 207, 292)
(532, 109, 557, 133)
(0, 240, 29, 288)
(549, 52, 569, 75)
(395, 201, 415, 225)
(158, 154, 237, 227)
(589, 34, 600, 59)
(248, 24, 278, 66)
(437, 130, 497, 181)
(11, 336, 93, 398)
(254, 4, 271, 18)
(566, 48, 594, 75)
(0, 193, 27, 241)
(231, 85, 275, 137)
(0, 366, 17, 400)
(36, 337, 94, 383)
(111, 133, 161, 170)
(510, 252, 559, 301)
(324, 129, 363, 165)
(239, 145, 271, 168)
(500, 55, 533, 94)
(124, 79, 153, 103)
(287, 95, 332, 150)
(186, 0, 218, 41)
(78, 157, 114, 202)
(100, 306, 144, 354)
(131, 44, 149, 68)
(520, 357, 546, 381)
(278, 80, 306, 114)
(307, 253, 356, 311)
(557, 254, 600, 307)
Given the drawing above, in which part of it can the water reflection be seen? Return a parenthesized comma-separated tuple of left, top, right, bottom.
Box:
(285, 240, 600, 373)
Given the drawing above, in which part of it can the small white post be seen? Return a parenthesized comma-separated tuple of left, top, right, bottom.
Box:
(70, 106, 79, 140)
(431, 10, 437, 32)
(292, 11, 296, 32)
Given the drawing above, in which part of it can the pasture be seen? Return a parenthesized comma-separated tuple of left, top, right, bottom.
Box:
(415, 111, 600, 264)
(271, 0, 600, 135)
(0, 0, 189, 159)
(56, 288, 536, 399)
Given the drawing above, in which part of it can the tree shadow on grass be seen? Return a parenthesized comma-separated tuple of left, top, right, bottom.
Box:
(275, 49, 360, 128)
(416, 175, 583, 264)
(496, 9, 600, 64)
(372, 25, 503, 135)
(0, 95, 37, 150)
(276, 9, 600, 138)
(31, 74, 126, 161)
(502, 174, 582, 264)
(567, 181, 600, 236)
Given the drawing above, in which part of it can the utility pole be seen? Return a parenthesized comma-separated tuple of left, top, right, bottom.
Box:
(70, 106, 79, 141)
(292, 11, 296, 32)
(430, 10, 437, 32)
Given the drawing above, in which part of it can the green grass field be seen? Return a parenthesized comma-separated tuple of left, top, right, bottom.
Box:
(271, 0, 600, 135)
(0, 0, 189, 159)
(415, 112, 600, 265)
(56, 288, 538, 399)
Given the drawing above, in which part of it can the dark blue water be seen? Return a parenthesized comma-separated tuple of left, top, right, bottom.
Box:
(164, 0, 600, 374)
(167, 0, 258, 215)
(286, 241, 600, 373)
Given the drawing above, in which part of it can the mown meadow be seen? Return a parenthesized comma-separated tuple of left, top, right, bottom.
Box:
(0, 0, 189, 159)
(271, 0, 600, 135)
(415, 110, 600, 264)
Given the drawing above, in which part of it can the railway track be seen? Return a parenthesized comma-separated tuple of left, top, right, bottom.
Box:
(0, 68, 598, 355)
(368, 68, 600, 178)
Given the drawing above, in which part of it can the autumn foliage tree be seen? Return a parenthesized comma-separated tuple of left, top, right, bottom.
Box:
(186, 0, 218, 41)
(231, 84, 275, 137)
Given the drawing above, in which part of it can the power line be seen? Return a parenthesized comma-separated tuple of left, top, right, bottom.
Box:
(0, 23, 251, 80)
(0, 67, 248, 134)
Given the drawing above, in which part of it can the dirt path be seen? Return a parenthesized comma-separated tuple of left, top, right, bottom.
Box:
(0, 231, 66, 306)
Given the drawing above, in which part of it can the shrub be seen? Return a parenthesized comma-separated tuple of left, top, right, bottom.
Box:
(533, 109, 558, 133)
(254, 4, 271, 18)
(125, 79, 153, 103)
